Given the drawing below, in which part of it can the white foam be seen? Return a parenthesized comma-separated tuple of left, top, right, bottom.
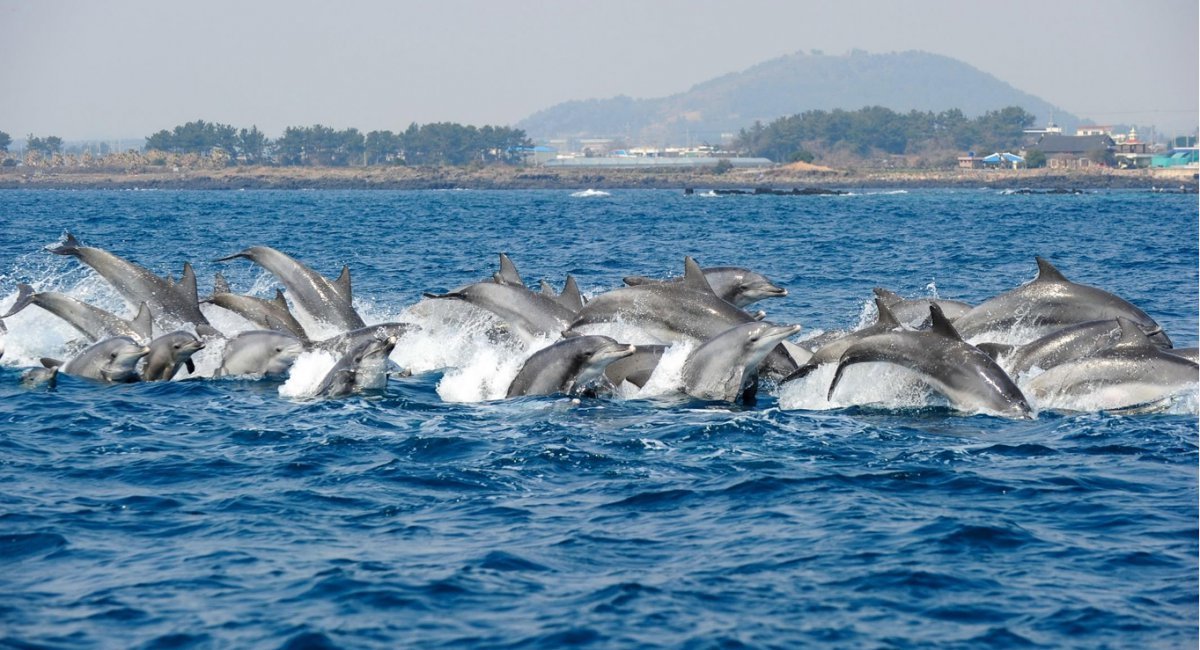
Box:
(278, 350, 339, 398)
(776, 362, 936, 412)
(570, 189, 611, 198)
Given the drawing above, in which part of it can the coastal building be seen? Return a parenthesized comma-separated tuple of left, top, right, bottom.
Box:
(1151, 147, 1200, 168)
(1112, 128, 1153, 169)
(542, 156, 772, 170)
(1076, 125, 1113, 136)
(1027, 133, 1115, 169)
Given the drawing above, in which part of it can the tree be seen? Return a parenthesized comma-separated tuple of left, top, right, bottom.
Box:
(0, 131, 10, 153)
(26, 135, 63, 155)
(1086, 147, 1115, 167)
(1024, 149, 1046, 168)
(237, 126, 268, 164)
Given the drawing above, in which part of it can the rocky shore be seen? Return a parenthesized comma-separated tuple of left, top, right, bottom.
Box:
(0, 163, 1195, 191)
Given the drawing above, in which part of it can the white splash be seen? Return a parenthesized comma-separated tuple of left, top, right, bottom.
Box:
(570, 189, 611, 198)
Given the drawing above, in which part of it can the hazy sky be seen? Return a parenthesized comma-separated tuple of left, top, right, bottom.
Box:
(2, 0, 1196, 141)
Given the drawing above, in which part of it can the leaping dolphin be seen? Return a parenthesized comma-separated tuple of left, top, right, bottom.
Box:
(952, 257, 1171, 347)
(1025, 318, 1198, 412)
(976, 320, 1125, 376)
(43, 336, 150, 383)
(2, 283, 153, 343)
(623, 265, 787, 308)
(217, 330, 306, 378)
(506, 335, 636, 397)
(683, 322, 803, 403)
(47, 233, 215, 335)
(142, 331, 205, 381)
(424, 282, 575, 343)
(314, 335, 398, 397)
(872, 288, 972, 325)
(203, 272, 308, 340)
(782, 297, 903, 383)
(828, 304, 1032, 418)
(216, 245, 365, 332)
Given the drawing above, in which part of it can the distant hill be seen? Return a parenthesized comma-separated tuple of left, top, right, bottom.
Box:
(518, 50, 1077, 145)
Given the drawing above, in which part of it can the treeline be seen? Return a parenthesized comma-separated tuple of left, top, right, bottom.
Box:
(143, 120, 531, 166)
(736, 106, 1037, 162)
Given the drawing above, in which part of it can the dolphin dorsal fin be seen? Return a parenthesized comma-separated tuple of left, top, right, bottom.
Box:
(1113, 317, 1153, 348)
(272, 289, 289, 309)
(334, 266, 353, 300)
(682, 257, 715, 294)
(496, 253, 523, 287)
(180, 263, 199, 302)
(539, 279, 556, 297)
(874, 297, 900, 328)
(1035, 257, 1069, 283)
(132, 303, 153, 342)
(41, 357, 64, 369)
(928, 304, 962, 340)
(213, 272, 231, 295)
(873, 287, 902, 305)
(559, 275, 584, 312)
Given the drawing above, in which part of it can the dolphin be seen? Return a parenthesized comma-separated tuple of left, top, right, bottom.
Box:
(603, 344, 668, 390)
(872, 287, 972, 325)
(506, 335, 636, 398)
(142, 331, 205, 381)
(47, 233, 215, 335)
(43, 336, 150, 383)
(683, 322, 804, 403)
(782, 297, 902, 383)
(2, 283, 153, 343)
(828, 304, 1032, 418)
(570, 257, 798, 380)
(952, 257, 1171, 347)
(216, 245, 364, 332)
(311, 322, 415, 355)
(21, 365, 58, 388)
(623, 265, 787, 308)
(1025, 318, 1199, 412)
(217, 330, 306, 378)
(203, 272, 308, 340)
(314, 335, 398, 397)
(424, 282, 575, 342)
(976, 320, 1126, 376)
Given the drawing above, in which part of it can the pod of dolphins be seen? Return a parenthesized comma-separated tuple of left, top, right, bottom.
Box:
(0, 233, 1195, 416)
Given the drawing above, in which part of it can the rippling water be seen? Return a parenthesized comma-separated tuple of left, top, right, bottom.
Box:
(0, 189, 1196, 648)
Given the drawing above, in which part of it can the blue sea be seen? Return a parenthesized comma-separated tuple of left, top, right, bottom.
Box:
(0, 188, 1196, 649)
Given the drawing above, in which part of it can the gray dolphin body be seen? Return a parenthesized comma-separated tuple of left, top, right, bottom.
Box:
(142, 331, 205, 381)
(683, 322, 804, 403)
(204, 273, 308, 340)
(571, 258, 798, 380)
(873, 288, 972, 325)
(623, 266, 787, 308)
(506, 335, 636, 398)
(314, 335, 398, 397)
(1166, 348, 1200, 363)
(216, 246, 364, 332)
(424, 282, 575, 342)
(311, 322, 415, 355)
(2, 283, 153, 343)
(604, 344, 668, 389)
(783, 298, 902, 383)
(217, 330, 306, 378)
(1026, 319, 1199, 411)
(977, 320, 1125, 376)
(0, 318, 5, 360)
(47, 233, 213, 334)
(829, 305, 1032, 418)
(952, 257, 1171, 347)
(47, 336, 150, 383)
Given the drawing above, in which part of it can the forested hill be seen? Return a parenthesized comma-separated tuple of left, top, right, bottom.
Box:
(518, 50, 1076, 145)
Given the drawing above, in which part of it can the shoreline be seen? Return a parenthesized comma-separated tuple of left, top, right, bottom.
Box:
(0, 164, 1195, 191)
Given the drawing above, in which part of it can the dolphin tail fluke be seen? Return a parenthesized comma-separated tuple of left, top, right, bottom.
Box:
(131, 303, 154, 342)
(0, 283, 36, 319)
(40, 357, 64, 369)
(46, 233, 82, 256)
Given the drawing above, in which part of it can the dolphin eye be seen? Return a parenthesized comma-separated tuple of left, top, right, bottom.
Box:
(274, 346, 283, 353)
(110, 352, 118, 359)
(173, 343, 181, 349)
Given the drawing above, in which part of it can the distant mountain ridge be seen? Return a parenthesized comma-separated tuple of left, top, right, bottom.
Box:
(518, 50, 1077, 145)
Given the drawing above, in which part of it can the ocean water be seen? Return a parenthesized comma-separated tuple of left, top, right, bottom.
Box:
(0, 188, 1196, 649)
